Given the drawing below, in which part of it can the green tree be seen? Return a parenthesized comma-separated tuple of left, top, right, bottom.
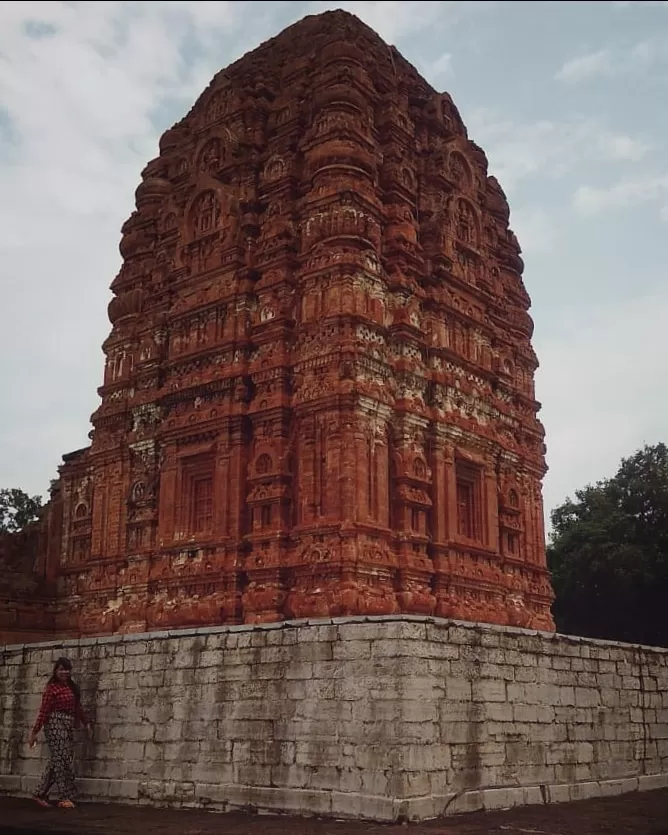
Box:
(547, 443, 668, 647)
(0, 488, 43, 534)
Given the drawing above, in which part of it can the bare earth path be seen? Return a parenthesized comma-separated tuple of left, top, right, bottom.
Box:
(0, 790, 667, 835)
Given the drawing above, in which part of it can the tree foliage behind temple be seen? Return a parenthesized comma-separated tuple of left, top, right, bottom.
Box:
(0, 488, 43, 534)
(547, 443, 668, 648)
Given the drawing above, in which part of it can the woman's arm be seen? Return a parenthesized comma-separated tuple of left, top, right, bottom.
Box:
(74, 698, 90, 729)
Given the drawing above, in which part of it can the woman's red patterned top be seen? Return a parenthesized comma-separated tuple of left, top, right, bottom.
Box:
(32, 683, 89, 733)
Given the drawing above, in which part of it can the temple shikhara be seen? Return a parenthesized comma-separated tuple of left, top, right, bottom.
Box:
(0, 11, 555, 642)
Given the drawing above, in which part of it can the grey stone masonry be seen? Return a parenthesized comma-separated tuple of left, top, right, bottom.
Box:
(1, 617, 667, 821)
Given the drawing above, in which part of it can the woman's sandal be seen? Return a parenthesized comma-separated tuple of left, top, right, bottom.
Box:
(57, 800, 76, 809)
(33, 796, 51, 808)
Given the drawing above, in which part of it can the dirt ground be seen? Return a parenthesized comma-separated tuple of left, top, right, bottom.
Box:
(0, 789, 667, 835)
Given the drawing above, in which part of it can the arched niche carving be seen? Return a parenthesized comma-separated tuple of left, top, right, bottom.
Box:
(255, 453, 272, 475)
(190, 190, 220, 237)
(302, 545, 333, 564)
(452, 197, 480, 248)
(498, 474, 523, 511)
(400, 166, 416, 193)
(184, 177, 237, 242)
(448, 151, 473, 190)
(172, 157, 189, 178)
(197, 138, 224, 173)
(362, 250, 381, 275)
(159, 199, 180, 236)
(130, 481, 147, 502)
(259, 304, 275, 322)
(501, 356, 514, 377)
(250, 439, 282, 476)
(195, 127, 236, 174)
(262, 155, 286, 183)
(74, 502, 89, 520)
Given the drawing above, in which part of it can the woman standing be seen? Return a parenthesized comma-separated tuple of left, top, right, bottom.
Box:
(28, 657, 92, 809)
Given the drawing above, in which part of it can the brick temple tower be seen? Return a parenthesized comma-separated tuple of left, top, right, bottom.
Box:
(1, 10, 555, 640)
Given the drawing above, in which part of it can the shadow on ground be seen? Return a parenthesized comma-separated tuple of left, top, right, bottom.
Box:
(0, 789, 667, 835)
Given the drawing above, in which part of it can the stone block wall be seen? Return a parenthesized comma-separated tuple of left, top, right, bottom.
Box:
(1, 617, 667, 821)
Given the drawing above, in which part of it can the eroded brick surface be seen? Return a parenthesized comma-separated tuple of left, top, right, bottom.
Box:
(1, 10, 553, 641)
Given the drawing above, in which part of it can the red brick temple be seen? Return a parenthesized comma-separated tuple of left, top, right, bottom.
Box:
(0, 10, 555, 642)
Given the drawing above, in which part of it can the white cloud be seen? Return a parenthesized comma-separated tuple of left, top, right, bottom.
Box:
(420, 52, 453, 82)
(555, 34, 668, 83)
(0, 0, 486, 496)
(468, 116, 574, 187)
(0, 1, 274, 493)
(573, 174, 668, 216)
(538, 288, 668, 517)
(305, 0, 454, 44)
(555, 50, 615, 83)
(597, 133, 651, 162)
(0, 0, 665, 546)
(0, 3, 249, 221)
(508, 207, 558, 256)
(304, 0, 499, 47)
(614, 1, 668, 8)
(468, 110, 650, 190)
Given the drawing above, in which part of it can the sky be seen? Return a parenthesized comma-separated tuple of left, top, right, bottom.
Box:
(0, 0, 666, 530)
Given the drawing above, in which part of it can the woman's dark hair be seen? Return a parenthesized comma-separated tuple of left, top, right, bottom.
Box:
(49, 657, 81, 701)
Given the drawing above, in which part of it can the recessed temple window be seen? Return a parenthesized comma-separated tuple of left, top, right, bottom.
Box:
(192, 476, 213, 533)
(507, 531, 520, 556)
(455, 461, 482, 541)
